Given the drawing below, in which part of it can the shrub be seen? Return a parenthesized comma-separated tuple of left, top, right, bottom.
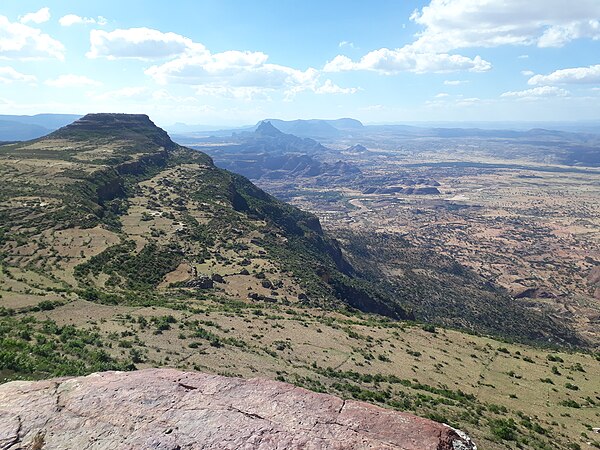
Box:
(489, 418, 517, 441)
(560, 399, 580, 408)
(422, 324, 437, 333)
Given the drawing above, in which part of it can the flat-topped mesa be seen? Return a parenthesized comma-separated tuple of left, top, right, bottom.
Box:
(49, 113, 177, 151)
(0, 368, 477, 450)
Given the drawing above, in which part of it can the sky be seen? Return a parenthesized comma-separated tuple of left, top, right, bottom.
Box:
(1, 0, 600, 127)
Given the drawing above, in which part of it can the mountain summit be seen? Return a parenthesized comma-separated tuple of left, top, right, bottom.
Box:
(50, 113, 177, 151)
(255, 120, 284, 137)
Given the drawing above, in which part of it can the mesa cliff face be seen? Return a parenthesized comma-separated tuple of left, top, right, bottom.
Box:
(0, 368, 476, 450)
(49, 113, 177, 151)
(0, 112, 411, 319)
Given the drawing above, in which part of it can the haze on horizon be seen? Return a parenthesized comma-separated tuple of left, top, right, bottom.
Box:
(1, 0, 600, 127)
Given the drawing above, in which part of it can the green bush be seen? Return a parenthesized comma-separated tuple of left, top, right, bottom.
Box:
(489, 418, 517, 441)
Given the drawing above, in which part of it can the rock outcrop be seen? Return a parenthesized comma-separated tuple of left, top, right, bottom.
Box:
(0, 368, 476, 450)
(345, 144, 368, 153)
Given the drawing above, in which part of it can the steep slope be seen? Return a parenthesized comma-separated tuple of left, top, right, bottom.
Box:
(0, 113, 406, 319)
(335, 230, 584, 346)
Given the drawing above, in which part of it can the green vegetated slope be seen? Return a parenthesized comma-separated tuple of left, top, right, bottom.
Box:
(335, 229, 585, 347)
(1, 114, 598, 450)
(0, 113, 407, 319)
(0, 113, 578, 346)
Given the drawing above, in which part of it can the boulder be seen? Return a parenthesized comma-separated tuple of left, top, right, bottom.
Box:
(0, 368, 476, 450)
(185, 276, 213, 289)
(211, 273, 225, 283)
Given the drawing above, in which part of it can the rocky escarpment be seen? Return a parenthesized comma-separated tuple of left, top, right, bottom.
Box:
(0, 368, 476, 450)
(50, 113, 177, 151)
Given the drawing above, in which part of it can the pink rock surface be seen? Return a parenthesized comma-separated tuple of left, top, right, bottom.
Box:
(0, 368, 476, 449)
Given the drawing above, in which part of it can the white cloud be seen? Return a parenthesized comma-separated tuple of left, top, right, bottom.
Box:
(59, 14, 107, 27)
(0, 15, 65, 60)
(45, 74, 102, 88)
(323, 48, 490, 74)
(410, 0, 600, 51)
(538, 20, 600, 47)
(435, 92, 449, 98)
(20, 7, 50, 24)
(425, 95, 485, 108)
(0, 66, 36, 83)
(456, 97, 481, 106)
(152, 89, 198, 103)
(314, 79, 359, 94)
(87, 27, 199, 59)
(89, 27, 360, 97)
(521, 70, 534, 76)
(528, 64, 600, 85)
(146, 48, 354, 98)
(194, 85, 273, 101)
(338, 41, 356, 49)
(444, 79, 467, 85)
(147, 50, 295, 85)
(329, 1, 600, 77)
(89, 86, 200, 105)
(501, 86, 569, 98)
(91, 86, 148, 101)
(518, 54, 529, 59)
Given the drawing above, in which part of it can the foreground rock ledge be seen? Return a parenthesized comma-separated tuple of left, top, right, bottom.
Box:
(0, 368, 476, 450)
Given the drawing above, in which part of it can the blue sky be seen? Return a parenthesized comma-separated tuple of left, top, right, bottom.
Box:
(1, 0, 600, 126)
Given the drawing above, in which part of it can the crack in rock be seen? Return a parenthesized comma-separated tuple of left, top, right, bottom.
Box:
(0, 413, 21, 450)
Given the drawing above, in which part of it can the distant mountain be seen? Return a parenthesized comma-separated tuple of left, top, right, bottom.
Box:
(258, 118, 364, 139)
(0, 113, 81, 140)
(326, 118, 364, 130)
(254, 120, 285, 137)
(235, 120, 330, 155)
(345, 144, 368, 153)
(169, 117, 365, 140)
(367, 125, 600, 166)
(165, 122, 241, 134)
(263, 119, 341, 138)
(0, 120, 51, 141)
(196, 121, 361, 180)
(3, 113, 82, 129)
(400, 120, 600, 134)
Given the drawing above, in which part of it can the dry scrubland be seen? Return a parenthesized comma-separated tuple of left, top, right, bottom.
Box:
(255, 144, 600, 346)
(1, 115, 599, 450)
(1, 287, 599, 450)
